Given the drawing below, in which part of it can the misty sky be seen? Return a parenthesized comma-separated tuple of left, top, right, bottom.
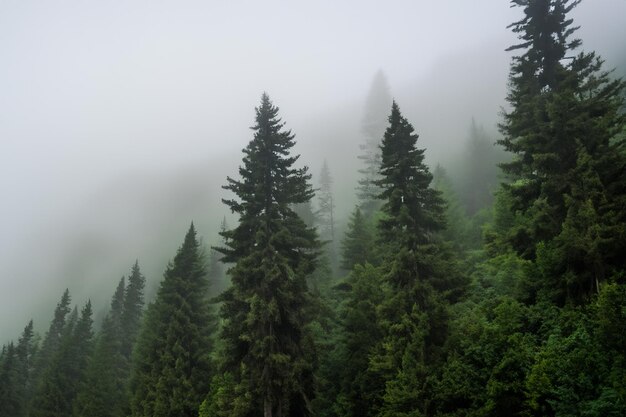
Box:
(1, 0, 625, 342)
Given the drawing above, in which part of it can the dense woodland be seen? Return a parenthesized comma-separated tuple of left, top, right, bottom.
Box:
(1, 1, 625, 416)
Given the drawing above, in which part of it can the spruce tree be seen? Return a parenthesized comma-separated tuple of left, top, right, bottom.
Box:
(457, 119, 503, 216)
(26, 288, 71, 416)
(0, 321, 39, 417)
(15, 320, 37, 417)
(129, 224, 213, 417)
(334, 264, 385, 417)
(32, 289, 71, 383)
(369, 102, 464, 416)
(377, 101, 445, 253)
(0, 343, 20, 417)
(121, 260, 146, 360)
(74, 278, 127, 417)
(212, 93, 319, 417)
(317, 159, 335, 244)
(498, 0, 626, 302)
(340, 206, 374, 271)
(357, 70, 392, 217)
(317, 159, 337, 272)
(31, 301, 93, 417)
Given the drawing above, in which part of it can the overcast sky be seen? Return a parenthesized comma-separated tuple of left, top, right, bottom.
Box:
(1, 0, 625, 342)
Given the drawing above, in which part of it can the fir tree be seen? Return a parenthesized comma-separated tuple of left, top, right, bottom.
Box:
(432, 164, 472, 250)
(340, 206, 374, 271)
(74, 278, 127, 417)
(457, 119, 503, 216)
(376, 101, 446, 253)
(121, 260, 146, 360)
(0, 320, 38, 417)
(27, 289, 72, 416)
(317, 159, 335, 243)
(31, 301, 93, 417)
(334, 264, 385, 417)
(0, 343, 20, 417)
(498, 0, 626, 302)
(32, 289, 71, 383)
(317, 159, 337, 272)
(357, 70, 392, 217)
(129, 224, 213, 417)
(370, 102, 465, 416)
(14, 320, 37, 417)
(212, 93, 319, 417)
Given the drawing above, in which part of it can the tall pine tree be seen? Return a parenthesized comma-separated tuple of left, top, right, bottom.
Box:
(498, 0, 626, 303)
(370, 102, 464, 416)
(31, 301, 93, 417)
(210, 93, 319, 417)
(129, 224, 213, 417)
(74, 277, 127, 417)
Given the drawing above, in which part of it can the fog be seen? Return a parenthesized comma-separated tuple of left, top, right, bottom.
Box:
(1, 0, 625, 342)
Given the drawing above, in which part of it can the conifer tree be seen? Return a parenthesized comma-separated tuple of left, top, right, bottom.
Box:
(457, 119, 503, 216)
(317, 159, 337, 272)
(340, 206, 374, 271)
(432, 165, 473, 250)
(377, 101, 446, 253)
(14, 320, 37, 417)
(317, 159, 335, 242)
(498, 0, 626, 302)
(31, 301, 93, 417)
(0, 320, 39, 417)
(26, 288, 72, 417)
(357, 70, 392, 217)
(211, 93, 319, 417)
(129, 224, 213, 417)
(32, 289, 71, 384)
(0, 343, 20, 417)
(334, 264, 385, 417)
(370, 102, 464, 416)
(121, 260, 145, 360)
(74, 278, 127, 417)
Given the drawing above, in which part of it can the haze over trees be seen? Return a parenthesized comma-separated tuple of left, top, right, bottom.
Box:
(1, 1, 625, 416)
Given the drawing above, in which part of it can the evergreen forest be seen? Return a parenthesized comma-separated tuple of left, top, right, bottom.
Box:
(1, 1, 625, 416)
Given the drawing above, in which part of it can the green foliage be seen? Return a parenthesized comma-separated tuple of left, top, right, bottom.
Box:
(212, 94, 320, 417)
(457, 120, 504, 216)
(331, 264, 385, 417)
(340, 206, 375, 271)
(31, 301, 93, 417)
(360, 102, 466, 417)
(121, 260, 146, 360)
(432, 165, 474, 250)
(129, 224, 214, 417)
(376, 101, 446, 252)
(497, 0, 626, 305)
(74, 264, 146, 417)
(0, 343, 20, 417)
(0, 320, 38, 417)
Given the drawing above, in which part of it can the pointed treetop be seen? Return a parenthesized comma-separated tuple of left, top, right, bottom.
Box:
(507, 0, 582, 90)
(183, 222, 198, 246)
(132, 259, 140, 273)
(111, 277, 126, 315)
(362, 70, 393, 139)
